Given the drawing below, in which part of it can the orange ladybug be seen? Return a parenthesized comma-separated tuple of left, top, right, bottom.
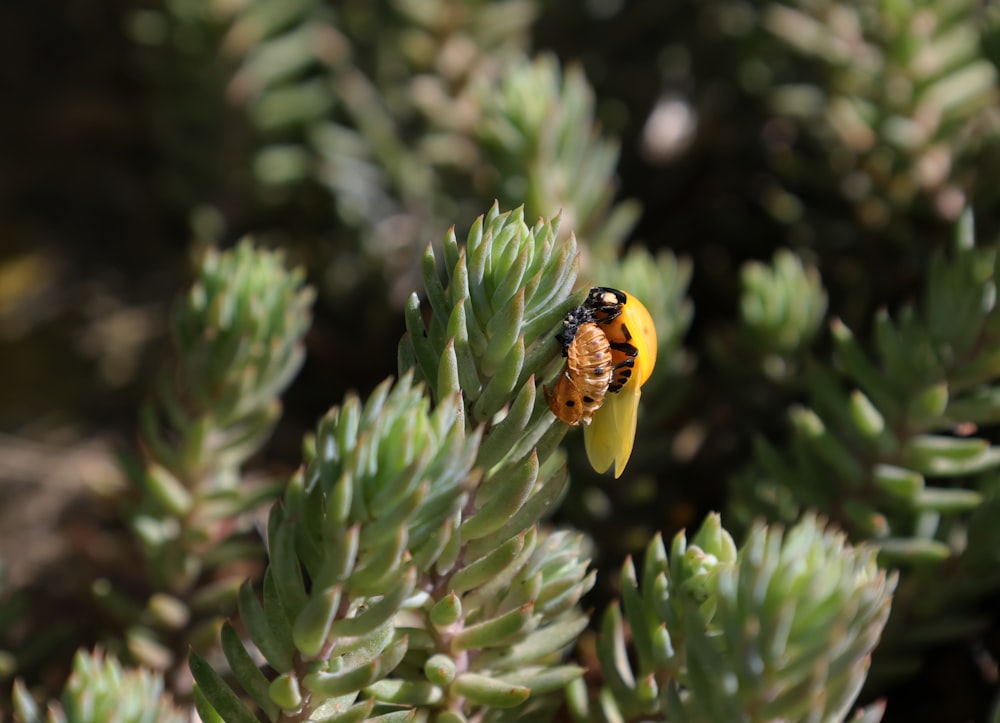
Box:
(583, 287, 642, 392)
(580, 287, 657, 478)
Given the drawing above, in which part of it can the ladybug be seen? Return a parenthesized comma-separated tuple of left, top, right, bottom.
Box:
(545, 306, 615, 426)
(581, 287, 658, 478)
(582, 287, 642, 391)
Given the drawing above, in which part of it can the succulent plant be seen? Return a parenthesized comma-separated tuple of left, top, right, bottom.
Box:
(12, 648, 186, 723)
(193, 206, 595, 722)
(570, 513, 896, 723)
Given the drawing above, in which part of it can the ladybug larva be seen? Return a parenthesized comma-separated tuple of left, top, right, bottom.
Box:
(545, 305, 615, 426)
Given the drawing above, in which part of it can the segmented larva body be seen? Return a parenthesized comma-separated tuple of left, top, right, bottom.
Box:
(546, 320, 614, 425)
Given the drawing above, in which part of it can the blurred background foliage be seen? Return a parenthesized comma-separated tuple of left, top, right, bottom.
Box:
(2, 0, 1000, 720)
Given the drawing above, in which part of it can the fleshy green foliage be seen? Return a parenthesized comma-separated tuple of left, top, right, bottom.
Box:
(135, 239, 314, 586)
(239, 0, 533, 188)
(474, 55, 642, 258)
(15, 0, 1000, 718)
(569, 514, 896, 723)
(141, 0, 639, 273)
(109, 241, 314, 671)
(192, 0, 536, 222)
(12, 648, 186, 723)
(761, 0, 1000, 227)
(185, 205, 899, 722)
(730, 210, 1000, 685)
(146, 239, 314, 479)
(738, 249, 828, 379)
(741, 249, 826, 354)
(220, 0, 641, 260)
(400, 202, 580, 425)
(193, 207, 595, 722)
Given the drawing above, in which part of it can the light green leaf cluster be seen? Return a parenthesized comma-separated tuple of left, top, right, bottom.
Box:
(12, 648, 186, 723)
(401, 202, 580, 425)
(193, 206, 594, 722)
(474, 55, 642, 258)
(131, 0, 539, 246)
(570, 514, 895, 723)
(736, 211, 999, 531)
(142, 239, 314, 484)
(194, 374, 478, 722)
(214, 0, 537, 214)
(133, 240, 313, 589)
(132, 1, 638, 338)
(762, 0, 999, 224)
(739, 249, 828, 377)
(731, 210, 1000, 685)
(101, 240, 315, 675)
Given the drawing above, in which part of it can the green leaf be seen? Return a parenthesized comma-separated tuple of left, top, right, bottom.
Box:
(831, 319, 899, 414)
(313, 698, 374, 723)
(366, 678, 445, 705)
(144, 464, 193, 516)
(473, 335, 525, 423)
(260, 571, 296, 671)
(477, 379, 537, 469)
(190, 652, 259, 723)
(304, 662, 379, 698)
(305, 635, 407, 698)
(221, 622, 280, 720)
(361, 480, 429, 549)
(618, 559, 663, 673)
(421, 243, 451, 326)
(330, 567, 416, 638)
(411, 515, 456, 571)
(872, 464, 925, 498)
(451, 673, 530, 708)
(313, 525, 359, 590)
(496, 665, 585, 695)
(903, 435, 1000, 475)
(348, 527, 408, 596)
(908, 383, 949, 421)
(464, 526, 543, 614)
(368, 711, 417, 723)
(597, 604, 636, 702)
(447, 299, 482, 400)
(11, 680, 42, 723)
(268, 671, 302, 711)
(449, 532, 528, 596)
(268, 509, 309, 620)
(403, 295, 440, 390)
(452, 603, 537, 651)
(482, 289, 526, 377)
(437, 339, 462, 403)
(465, 466, 568, 560)
(849, 390, 885, 437)
(911, 487, 983, 512)
(474, 615, 590, 669)
(461, 451, 538, 540)
(193, 685, 225, 723)
(292, 585, 342, 658)
(429, 592, 462, 627)
(565, 677, 591, 723)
